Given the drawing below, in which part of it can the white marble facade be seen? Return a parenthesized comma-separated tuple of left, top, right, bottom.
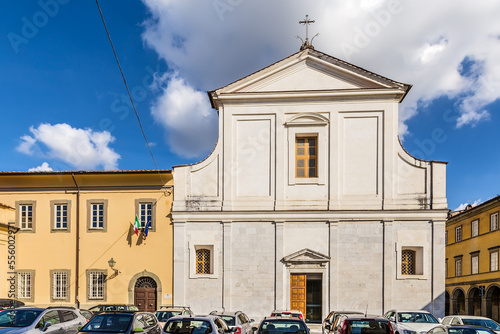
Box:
(172, 48, 448, 320)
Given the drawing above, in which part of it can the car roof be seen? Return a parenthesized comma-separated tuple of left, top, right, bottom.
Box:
(389, 310, 432, 314)
(272, 310, 302, 313)
(342, 314, 389, 320)
(168, 315, 220, 321)
(445, 315, 492, 320)
(262, 316, 305, 321)
(210, 311, 242, 316)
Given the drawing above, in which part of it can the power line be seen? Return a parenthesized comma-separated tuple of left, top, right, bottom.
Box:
(95, 0, 165, 184)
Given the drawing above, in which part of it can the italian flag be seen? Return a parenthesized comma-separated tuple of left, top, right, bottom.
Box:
(134, 215, 141, 235)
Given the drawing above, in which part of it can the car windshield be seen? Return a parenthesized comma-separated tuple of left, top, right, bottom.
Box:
(259, 320, 306, 334)
(346, 320, 390, 334)
(461, 319, 500, 330)
(219, 316, 236, 326)
(80, 314, 133, 332)
(0, 309, 42, 328)
(155, 311, 183, 322)
(272, 313, 301, 318)
(449, 329, 494, 334)
(397, 313, 438, 323)
(164, 319, 213, 334)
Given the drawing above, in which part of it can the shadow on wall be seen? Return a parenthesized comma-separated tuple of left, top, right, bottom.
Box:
(422, 292, 446, 318)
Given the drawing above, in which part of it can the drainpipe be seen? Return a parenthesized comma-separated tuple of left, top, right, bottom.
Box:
(71, 174, 81, 309)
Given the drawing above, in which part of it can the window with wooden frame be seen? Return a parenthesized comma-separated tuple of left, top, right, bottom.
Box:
(196, 248, 211, 274)
(455, 257, 462, 277)
(295, 136, 317, 178)
(455, 225, 462, 242)
(471, 219, 479, 237)
(401, 249, 416, 275)
(491, 212, 499, 231)
(491, 249, 499, 272)
(471, 253, 479, 275)
(17, 271, 33, 299)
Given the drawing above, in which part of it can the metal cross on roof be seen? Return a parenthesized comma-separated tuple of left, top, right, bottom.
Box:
(299, 15, 315, 42)
(298, 15, 319, 50)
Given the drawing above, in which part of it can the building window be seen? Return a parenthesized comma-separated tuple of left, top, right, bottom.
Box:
(139, 202, 152, 227)
(295, 136, 317, 178)
(87, 200, 107, 232)
(401, 249, 416, 275)
(55, 204, 68, 229)
(17, 271, 33, 300)
(455, 257, 462, 277)
(87, 270, 106, 299)
(445, 231, 448, 245)
(491, 212, 499, 231)
(471, 219, 479, 237)
(445, 259, 448, 278)
(196, 249, 211, 274)
(19, 204, 33, 230)
(455, 226, 462, 242)
(51, 271, 69, 300)
(491, 249, 499, 272)
(471, 254, 479, 275)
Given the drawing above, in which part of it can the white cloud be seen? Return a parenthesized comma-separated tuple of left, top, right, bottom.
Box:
(141, 0, 500, 151)
(28, 162, 53, 172)
(454, 199, 482, 212)
(150, 73, 218, 158)
(17, 123, 120, 170)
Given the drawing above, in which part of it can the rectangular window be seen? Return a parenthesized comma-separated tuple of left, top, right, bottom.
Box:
(445, 231, 448, 245)
(90, 204, 104, 229)
(19, 205, 33, 230)
(18, 272, 32, 299)
(471, 219, 479, 237)
(54, 204, 68, 229)
(491, 212, 499, 231)
(295, 136, 317, 178)
(491, 250, 499, 272)
(455, 257, 462, 277)
(401, 249, 416, 275)
(52, 271, 68, 299)
(88, 271, 105, 299)
(471, 254, 479, 275)
(455, 226, 462, 242)
(196, 248, 211, 274)
(139, 202, 152, 229)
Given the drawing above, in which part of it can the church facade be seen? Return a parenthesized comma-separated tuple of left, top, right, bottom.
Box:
(172, 48, 448, 320)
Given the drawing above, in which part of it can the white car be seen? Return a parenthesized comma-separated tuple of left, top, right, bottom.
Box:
(162, 315, 235, 334)
(384, 310, 440, 334)
(440, 315, 500, 334)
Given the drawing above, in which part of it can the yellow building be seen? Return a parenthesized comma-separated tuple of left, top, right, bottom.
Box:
(0, 170, 173, 311)
(445, 195, 500, 321)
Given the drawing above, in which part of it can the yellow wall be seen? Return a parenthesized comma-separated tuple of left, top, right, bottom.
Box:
(0, 171, 173, 308)
(445, 196, 500, 319)
(0, 205, 16, 298)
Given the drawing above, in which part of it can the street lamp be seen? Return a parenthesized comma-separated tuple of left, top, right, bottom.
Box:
(108, 258, 116, 269)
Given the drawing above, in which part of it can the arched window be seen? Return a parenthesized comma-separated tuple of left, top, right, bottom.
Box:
(196, 249, 211, 274)
(401, 249, 416, 275)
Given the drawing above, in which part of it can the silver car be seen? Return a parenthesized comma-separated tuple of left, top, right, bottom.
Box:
(440, 316, 500, 334)
(162, 315, 234, 334)
(0, 306, 87, 334)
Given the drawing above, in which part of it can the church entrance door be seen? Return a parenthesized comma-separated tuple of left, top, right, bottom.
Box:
(290, 273, 322, 323)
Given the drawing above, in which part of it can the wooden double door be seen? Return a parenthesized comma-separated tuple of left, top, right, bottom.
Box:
(290, 273, 322, 322)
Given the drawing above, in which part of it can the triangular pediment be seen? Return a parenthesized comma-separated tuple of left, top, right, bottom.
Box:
(211, 49, 410, 99)
(282, 248, 330, 265)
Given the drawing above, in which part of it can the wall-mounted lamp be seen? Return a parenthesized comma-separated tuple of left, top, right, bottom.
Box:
(106, 258, 120, 281)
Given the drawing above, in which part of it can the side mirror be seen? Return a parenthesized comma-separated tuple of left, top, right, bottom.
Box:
(133, 328, 145, 332)
(252, 327, 258, 332)
(389, 317, 395, 322)
(43, 322, 52, 332)
(438, 318, 442, 323)
(325, 324, 331, 330)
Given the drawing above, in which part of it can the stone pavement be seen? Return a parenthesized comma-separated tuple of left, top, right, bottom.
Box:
(307, 323, 322, 334)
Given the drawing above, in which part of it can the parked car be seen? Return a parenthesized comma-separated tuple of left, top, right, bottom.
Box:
(270, 311, 304, 321)
(0, 299, 24, 311)
(209, 310, 254, 334)
(78, 310, 161, 334)
(0, 306, 87, 334)
(252, 316, 309, 334)
(155, 307, 194, 326)
(331, 314, 392, 334)
(162, 315, 234, 334)
(323, 311, 364, 334)
(427, 324, 496, 334)
(440, 316, 500, 334)
(384, 310, 439, 334)
(79, 310, 94, 322)
(88, 305, 139, 315)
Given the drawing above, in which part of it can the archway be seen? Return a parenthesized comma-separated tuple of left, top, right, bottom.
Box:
(452, 288, 466, 315)
(134, 276, 158, 312)
(486, 285, 500, 322)
(468, 287, 482, 316)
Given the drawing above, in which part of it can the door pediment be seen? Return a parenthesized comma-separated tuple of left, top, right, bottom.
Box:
(282, 248, 330, 268)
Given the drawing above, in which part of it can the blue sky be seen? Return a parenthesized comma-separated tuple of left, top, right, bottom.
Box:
(0, 0, 499, 210)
